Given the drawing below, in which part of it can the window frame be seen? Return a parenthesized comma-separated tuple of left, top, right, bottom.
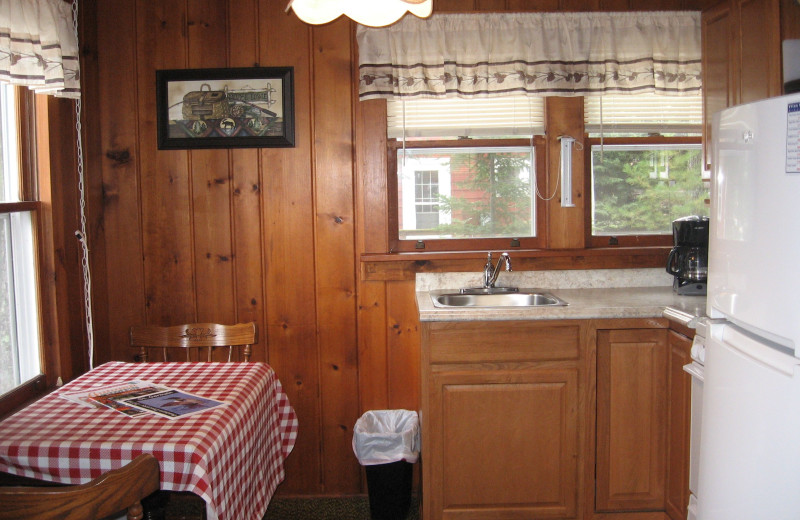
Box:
(387, 137, 548, 253)
(583, 135, 704, 248)
(0, 86, 50, 418)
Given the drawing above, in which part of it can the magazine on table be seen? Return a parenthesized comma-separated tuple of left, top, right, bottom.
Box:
(59, 380, 168, 417)
(119, 389, 227, 419)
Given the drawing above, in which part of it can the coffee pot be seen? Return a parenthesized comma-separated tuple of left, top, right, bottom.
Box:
(667, 216, 708, 295)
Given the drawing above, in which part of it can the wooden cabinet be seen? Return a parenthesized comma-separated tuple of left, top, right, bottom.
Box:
(419, 318, 693, 520)
(701, 0, 782, 167)
(595, 328, 669, 513)
(665, 329, 693, 520)
(420, 320, 585, 520)
(701, 1, 736, 168)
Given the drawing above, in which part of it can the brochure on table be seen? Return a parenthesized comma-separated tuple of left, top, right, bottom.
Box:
(60, 380, 227, 419)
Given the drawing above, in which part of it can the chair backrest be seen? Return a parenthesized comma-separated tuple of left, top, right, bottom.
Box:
(0, 454, 160, 520)
(130, 322, 256, 362)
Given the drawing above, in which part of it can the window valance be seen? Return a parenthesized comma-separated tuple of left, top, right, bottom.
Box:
(357, 11, 701, 100)
(0, 0, 80, 98)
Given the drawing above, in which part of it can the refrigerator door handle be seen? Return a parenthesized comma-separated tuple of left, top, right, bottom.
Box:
(720, 325, 800, 377)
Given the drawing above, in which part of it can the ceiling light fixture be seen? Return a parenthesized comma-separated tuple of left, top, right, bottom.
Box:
(285, 0, 433, 27)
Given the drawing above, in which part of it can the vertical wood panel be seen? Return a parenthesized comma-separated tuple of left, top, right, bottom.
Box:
(227, 0, 267, 361)
(33, 96, 63, 385)
(598, 0, 631, 9)
(358, 281, 389, 412)
(737, 0, 782, 103)
(560, 0, 600, 10)
(507, 0, 560, 10)
(84, 1, 144, 364)
(434, 0, 479, 12)
(312, 19, 361, 493)
(546, 97, 585, 249)
(136, 2, 195, 324)
(702, 2, 735, 168)
(186, 1, 237, 331)
(43, 99, 86, 375)
(782, 0, 800, 41)
(35, 97, 82, 380)
(259, 0, 322, 494)
(476, 0, 508, 10)
(386, 280, 420, 410)
(354, 99, 388, 254)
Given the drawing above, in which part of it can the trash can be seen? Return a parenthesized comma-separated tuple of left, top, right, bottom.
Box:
(353, 409, 420, 520)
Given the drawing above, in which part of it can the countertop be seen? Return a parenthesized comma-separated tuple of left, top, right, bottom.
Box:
(416, 285, 706, 323)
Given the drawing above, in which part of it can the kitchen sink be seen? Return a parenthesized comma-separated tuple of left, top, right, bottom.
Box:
(431, 290, 568, 308)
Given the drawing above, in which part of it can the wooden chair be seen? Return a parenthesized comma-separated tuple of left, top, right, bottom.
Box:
(0, 454, 160, 520)
(130, 322, 256, 362)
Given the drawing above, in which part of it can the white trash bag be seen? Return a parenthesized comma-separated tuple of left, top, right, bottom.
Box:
(352, 409, 420, 465)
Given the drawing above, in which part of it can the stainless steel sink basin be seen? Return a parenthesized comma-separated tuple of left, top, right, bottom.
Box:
(431, 290, 568, 308)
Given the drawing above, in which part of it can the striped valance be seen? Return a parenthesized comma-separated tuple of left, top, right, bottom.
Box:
(357, 11, 701, 100)
(0, 0, 80, 98)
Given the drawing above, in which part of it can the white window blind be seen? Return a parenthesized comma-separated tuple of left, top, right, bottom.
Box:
(584, 93, 702, 135)
(387, 95, 545, 139)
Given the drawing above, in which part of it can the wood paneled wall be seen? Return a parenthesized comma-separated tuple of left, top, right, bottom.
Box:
(76, 0, 712, 496)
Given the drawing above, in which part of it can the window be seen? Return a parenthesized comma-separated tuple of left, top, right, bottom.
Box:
(590, 142, 706, 236)
(397, 145, 536, 240)
(0, 84, 41, 397)
(413, 170, 441, 231)
(388, 95, 546, 252)
(385, 93, 707, 252)
(584, 93, 708, 246)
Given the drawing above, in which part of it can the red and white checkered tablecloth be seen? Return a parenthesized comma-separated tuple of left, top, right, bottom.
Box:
(0, 361, 298, 520)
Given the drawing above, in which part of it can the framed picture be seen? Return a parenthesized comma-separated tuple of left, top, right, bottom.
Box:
(156, 67, 295, 149)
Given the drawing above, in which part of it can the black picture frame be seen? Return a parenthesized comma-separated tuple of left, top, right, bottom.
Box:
(156, 67, 295, 150)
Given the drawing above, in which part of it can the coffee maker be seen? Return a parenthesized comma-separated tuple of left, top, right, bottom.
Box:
(666, 215, 709, 295)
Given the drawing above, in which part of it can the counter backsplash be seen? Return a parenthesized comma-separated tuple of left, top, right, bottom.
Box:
(416, 268, 673, 292)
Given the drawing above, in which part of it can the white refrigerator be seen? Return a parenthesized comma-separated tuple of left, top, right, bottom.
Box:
(697, 92, 800, 519)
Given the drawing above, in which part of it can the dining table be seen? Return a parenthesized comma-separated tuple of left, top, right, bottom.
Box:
(0, 361, 298, 520)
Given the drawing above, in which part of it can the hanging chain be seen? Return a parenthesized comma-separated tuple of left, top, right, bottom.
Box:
(71, 0, 95, 369)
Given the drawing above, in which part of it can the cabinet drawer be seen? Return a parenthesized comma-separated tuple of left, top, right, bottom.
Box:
(426, 321, 581, 364)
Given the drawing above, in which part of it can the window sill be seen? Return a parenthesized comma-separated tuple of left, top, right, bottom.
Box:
(0, 375, 50, 421)
(361, 246, 670, 281)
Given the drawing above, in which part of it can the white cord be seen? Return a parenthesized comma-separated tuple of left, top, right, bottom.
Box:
(599, 96, 604, 161)
(402, 98, 406, 167)
(528, 96, 559, 201)
(71, 0, 95, 369)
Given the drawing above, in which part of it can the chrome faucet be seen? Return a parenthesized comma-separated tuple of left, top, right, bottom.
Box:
(483, 252, 512, 288)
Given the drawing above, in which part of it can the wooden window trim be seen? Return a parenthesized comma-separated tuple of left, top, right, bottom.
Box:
(0, 88, 59, 416)
(0, 201, 38, 212)
(0, 375, 47, 420)
(387, 137, 548, 253)
(360, 246, 671, 281)
(583, 135, 703, 248)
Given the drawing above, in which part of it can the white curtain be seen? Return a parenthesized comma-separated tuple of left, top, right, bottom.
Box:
(358, 11, 701, 100)
(0, 0, 80, 98)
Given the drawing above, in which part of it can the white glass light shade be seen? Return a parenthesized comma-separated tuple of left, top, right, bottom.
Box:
(286, 0, 433, 27)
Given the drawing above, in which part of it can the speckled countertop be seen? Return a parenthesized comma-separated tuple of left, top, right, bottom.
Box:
(415, 269, 706, 324)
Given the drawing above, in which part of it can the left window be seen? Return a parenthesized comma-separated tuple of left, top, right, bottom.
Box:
(387, 95, 546, 252)
(0, 84, 41, 397)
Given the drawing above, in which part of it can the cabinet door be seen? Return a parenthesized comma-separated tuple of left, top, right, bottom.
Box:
(666, 330, 693, 520)
(596, 329, 668, 513)
(737, 0, 781, 104)
(702, 1, 737, 169)
(428, 367, 579, 519)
